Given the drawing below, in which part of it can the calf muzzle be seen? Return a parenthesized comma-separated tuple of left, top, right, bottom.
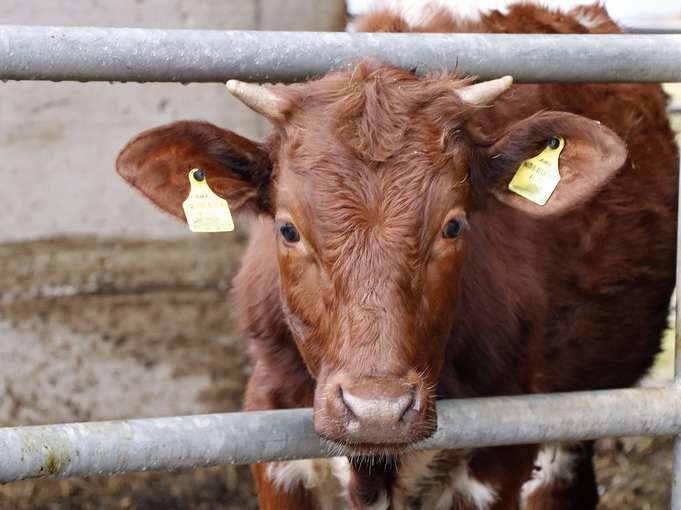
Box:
(314, 373, 434, 446)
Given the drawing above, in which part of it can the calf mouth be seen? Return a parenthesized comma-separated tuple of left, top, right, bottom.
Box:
(318, 423, 438, 458)
(321, 439, 412, 459)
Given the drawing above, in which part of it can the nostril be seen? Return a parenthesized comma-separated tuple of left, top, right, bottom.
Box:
(396, 390, 415, 421)
(340, 386, 416, 424)
(338, 386, 358, 419)
(412, 388, 422, 412)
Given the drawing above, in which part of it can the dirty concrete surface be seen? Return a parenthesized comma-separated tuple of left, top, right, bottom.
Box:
(0, 235, 258, 509)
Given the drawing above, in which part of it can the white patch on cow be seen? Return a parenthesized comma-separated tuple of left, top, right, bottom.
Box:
(571, 7, 609, 30)
(330, 456, 351, 499)
(267, 459, 316, 492)
(366, 489, 391, 510)
(442, 0, 498, 22)
(268, 451, 499, 509)
(393, 450, 495, 510)
(520, 444, 578, 504)
(400, 0, 485, 27)
(401, 0, 447, 28)
(435, 464, 497, 510)
(267, 456, 391, 509)
(399, 0, 514, 26)
(267, 458, 348, 510)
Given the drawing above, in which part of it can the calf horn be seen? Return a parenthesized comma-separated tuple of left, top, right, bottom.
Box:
(226, 80, 287, 119)
(455, 75, 513, 106)
(225, 75, 512, 117)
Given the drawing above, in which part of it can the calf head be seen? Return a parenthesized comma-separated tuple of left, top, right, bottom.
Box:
(117, 62, 626, 452)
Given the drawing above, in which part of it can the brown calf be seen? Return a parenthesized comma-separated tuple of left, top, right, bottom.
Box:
(116, 3, 678, 509)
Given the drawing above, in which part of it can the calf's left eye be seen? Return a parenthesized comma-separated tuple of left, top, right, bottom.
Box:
(280, 222, 300, 243)
(443, 218, 463, 239)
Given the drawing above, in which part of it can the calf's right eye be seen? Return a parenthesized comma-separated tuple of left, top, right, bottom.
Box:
(280, 223, 300, 243)
(443, 218, 463, 239)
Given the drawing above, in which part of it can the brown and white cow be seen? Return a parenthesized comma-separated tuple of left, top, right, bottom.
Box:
(115, 3, 678, 509)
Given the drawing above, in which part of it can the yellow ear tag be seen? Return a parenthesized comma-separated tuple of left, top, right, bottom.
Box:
(182, 169, 234, 233)
(508, 136, 565, 206)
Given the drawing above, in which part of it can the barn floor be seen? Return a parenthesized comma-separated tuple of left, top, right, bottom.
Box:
(0, 236, 676, 509)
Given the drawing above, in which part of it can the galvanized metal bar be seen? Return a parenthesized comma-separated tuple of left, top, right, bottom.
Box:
(671, 156, 681, 510)
(1, 26, 681, 83)
(674, 438, 681, 510)
(626, 24, 681, 34)
(628, 28, 681, 35)
(0, 387, 679, 482)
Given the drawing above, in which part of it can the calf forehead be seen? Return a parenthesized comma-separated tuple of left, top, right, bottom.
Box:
(275, 126, 470, 240)
(274, 61, 471, 187)
(277, 156, 462, 267)
(272, 63, 473, 271)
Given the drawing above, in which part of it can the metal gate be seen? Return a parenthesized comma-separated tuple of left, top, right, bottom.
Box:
(1, 25, 680, 507)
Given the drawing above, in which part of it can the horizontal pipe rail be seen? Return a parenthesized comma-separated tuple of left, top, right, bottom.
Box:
(627, 24, 681, 34)
(1, 26, 681, 83)
(0, 387, 679, 482)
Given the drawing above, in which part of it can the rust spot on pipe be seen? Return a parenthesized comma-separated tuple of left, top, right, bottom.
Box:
(45, 451, 61, 475)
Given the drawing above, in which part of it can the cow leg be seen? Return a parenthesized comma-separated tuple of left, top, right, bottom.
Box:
(470, 445, 538, 510)
(520, 442, 598, 510)
(243, 366, 327, 509)
(406, 446, 536, 510)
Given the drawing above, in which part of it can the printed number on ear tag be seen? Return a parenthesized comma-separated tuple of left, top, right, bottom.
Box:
(508, 136, 565, 206)
(182, 169, 235, 233)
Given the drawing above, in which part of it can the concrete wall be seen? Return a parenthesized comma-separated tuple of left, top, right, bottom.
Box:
(0, 5, 344, 504)
(0, 0, 346, 241)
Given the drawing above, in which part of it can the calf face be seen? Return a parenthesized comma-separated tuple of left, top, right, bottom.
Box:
(117, 62, 626, 452)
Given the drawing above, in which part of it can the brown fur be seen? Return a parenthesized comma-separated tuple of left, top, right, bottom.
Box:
(115, 3, 678, 509)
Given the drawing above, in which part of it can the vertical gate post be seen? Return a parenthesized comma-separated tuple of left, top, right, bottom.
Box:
(672, 158, 681, 510)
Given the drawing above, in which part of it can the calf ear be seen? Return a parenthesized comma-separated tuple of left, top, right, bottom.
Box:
(480, 111, 627, 216)
(116, 121, 272, 220)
